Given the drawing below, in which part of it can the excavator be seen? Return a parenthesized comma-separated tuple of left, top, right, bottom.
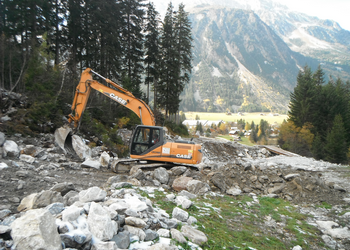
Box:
(55, 68, 202, 173)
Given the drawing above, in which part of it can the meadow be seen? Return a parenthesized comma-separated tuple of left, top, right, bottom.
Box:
(184, 112, 288, 125)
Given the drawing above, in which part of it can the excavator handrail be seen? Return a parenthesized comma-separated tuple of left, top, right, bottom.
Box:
(68, 68, 156, 128)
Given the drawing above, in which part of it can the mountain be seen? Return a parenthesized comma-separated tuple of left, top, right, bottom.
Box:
(152, 0, 350, 113)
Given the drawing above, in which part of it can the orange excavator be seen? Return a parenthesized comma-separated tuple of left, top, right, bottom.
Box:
(56, 68, 202, 172)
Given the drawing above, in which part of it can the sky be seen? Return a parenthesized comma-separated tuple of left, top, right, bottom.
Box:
(273, 0, 350, 31)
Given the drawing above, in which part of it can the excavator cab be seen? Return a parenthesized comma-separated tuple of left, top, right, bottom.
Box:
(130, 125, 165, 155)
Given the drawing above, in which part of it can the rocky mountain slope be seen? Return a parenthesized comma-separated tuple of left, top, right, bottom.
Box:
(154, 0, 350, 113)
(1, 131, 350, 249)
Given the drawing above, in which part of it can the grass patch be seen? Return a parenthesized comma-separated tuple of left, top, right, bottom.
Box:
(316, 201, 332, 209)
(217, 135, 255, 146)
(135, 188, 324, 250)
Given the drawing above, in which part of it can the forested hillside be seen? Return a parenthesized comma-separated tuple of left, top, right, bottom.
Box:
(0, 0, 191, 139)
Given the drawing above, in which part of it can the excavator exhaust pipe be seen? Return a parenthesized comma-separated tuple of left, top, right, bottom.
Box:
(54, 126, 74, 154)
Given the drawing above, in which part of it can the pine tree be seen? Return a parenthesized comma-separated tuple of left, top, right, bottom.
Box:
(324, 115, 347, 163)
(144, 2, 160, 105)
(288, 65, 317, 127)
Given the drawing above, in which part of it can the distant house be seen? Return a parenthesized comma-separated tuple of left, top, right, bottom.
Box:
(229, 130, 240, 136)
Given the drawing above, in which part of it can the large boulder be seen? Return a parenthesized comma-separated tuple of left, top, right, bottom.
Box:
(79, 186, 106, 203)
(172, 176, 193, 192)
(87, 202, 118, 241)
(187, 180, 211, 195)
(3, 140, 20, 157)
(11, 209, 62, 250)
(154, 167, 169, 184)
(181, 225, 208, 245)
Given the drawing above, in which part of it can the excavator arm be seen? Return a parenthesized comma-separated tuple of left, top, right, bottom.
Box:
(68, 68, 155, 128)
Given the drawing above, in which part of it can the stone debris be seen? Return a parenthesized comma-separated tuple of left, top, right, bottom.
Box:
(0, 131, 350, 249)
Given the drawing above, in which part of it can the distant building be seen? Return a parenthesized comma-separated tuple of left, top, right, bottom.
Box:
(182, 120, 223, 128)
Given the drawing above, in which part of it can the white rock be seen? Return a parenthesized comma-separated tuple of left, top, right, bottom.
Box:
(170, 228, 187, 243)
(181, 225, 208, 245)
(3, 140, 20, 157)
(226, 187, 242, 196)
(124, 225, 146, 240)
(0, 162, 9, 170)
(19, 154, 35, 164)
(87, 202, 118, 241)
(79, 186, 106, 203)
(157, 228, 170, 237)
(100, 151, 110, 168)
(172, 207, 189, 222)
(11, 209, 62, 250)
(71, 135, 92, 160)
(316, 221, 350, 239)
(125, 216, 147, 228)
(175, 195, 192, 209)
(62, 205, 82, 222)
(81, 158, 100, 170)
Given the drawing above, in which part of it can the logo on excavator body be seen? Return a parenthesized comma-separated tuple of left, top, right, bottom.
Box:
(176, 154, 192, 159)
(109, 93, 127, 105)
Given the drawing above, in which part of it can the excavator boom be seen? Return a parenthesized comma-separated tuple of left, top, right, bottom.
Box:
(69, 68, 155, 128)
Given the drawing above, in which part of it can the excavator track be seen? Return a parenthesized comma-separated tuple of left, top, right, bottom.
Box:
(110, 158, 199, 173)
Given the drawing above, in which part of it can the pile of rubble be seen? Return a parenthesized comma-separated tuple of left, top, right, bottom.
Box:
(1, 132, 350, 249)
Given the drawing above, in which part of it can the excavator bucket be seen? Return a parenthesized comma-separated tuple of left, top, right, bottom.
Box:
(54, 126, 73, 154)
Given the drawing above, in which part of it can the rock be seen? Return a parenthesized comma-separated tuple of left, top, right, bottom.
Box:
(91, 241, 118, 250)
(124, 225, 146, 241)
(72, 135, 92, 160)
(172, 176, 193, 191)
(0, 162, 8, 170)
(172, 207, 189, 222)
(209, 172, 226, 192)
(178, 190, 197, 199)
(284, 174, 300, 180)
(79, 186, 106, 203)
(144, 229, 158, 241)
(322, 235, 337, 250)
(187, 180, 211, 195)
(50, 182, 76, 196)
(170, 228, 187, 243)
(106, 175, 129, 186)
(17, 193, 38, 212)
(171, 166, 187, 176)
(157, 228, 170, 237)
(316, 221, 350, 239)
(154, 167, 169, 184)
(181, 225, 208, 245)
(10, 209, 62, 250)
(187, 216, 197, 225)
(62, 205, 82, 222)
(87, 202, 118, 241)
(125, 216, 147, 228)
(226, 187, 242, 196)
(45, 203, 65, 215)
(175, 195, 192, 209)
(0, 209, 11, 220)
(0, 132, 5, 146)
(111, 231, 130, 249)
(3, 140, 20, 157)
(100, 151, 110, 167)
(63, 190, 79, 206)
(19, 154, 35, 164)
(81, 158, 100, 169)
(32, 190, 63, 209)
(0, 225, 11, 234)
(268, 183, 286, 194)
